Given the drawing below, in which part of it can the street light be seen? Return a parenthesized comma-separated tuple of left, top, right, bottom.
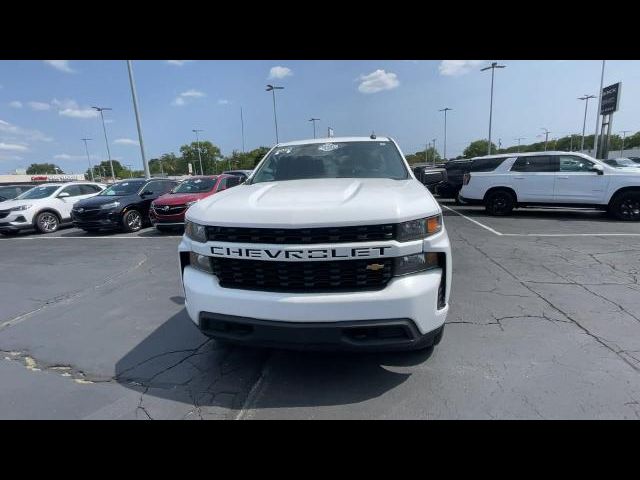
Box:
(438, 107, 452, 160)
(432, 138, 437, 164)
(192, 129, 204, 175)
(578, 94, 596, 152)
(620, 130, 632, 157)
(308, 118, 320, 139)
(541, 128, 551, 151)
(81, 138, 94, 181)
(480, 62, 506, 155)
(91, 106, 115, 181)
(126, 60, 150, 180)
(266, 84, 284, 144)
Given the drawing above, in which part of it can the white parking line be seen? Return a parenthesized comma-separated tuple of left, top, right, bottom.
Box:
(441, 204, 503, 236)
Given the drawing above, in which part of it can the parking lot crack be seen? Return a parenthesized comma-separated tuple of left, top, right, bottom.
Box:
(456, 231, 640, 373)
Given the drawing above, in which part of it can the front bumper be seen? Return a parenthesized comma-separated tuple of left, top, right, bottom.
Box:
(0, 211, 33, 231)
(149, 209, 185, 228)
(71, 209, 122, 229)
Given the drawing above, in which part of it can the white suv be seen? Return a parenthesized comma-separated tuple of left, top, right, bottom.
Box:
(0, 182, 105, 235)
(179, 137, 451, 351)
(459, 152, 640, 220)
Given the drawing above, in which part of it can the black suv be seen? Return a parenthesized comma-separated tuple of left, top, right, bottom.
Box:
(71, 178, 178, 233)
(0, 185, 34, 202)
(434, 159, 474, 200)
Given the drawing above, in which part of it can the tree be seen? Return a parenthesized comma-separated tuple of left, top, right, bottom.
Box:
(149, 153, 181, 175)
(224, 147, 271, 170)
(26, 163, 64, 174)
(180, 141, 222, 175)
(463, 140, 497, 158)
(405, 148, 441, 164)
(85, 160, 131, 180)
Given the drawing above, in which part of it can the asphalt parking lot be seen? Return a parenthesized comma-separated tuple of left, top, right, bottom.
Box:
(1, 201, 640, 419)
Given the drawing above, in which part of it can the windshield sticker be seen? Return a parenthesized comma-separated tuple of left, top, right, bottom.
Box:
(121, 183, 129, 186)
(274, 148, 292, 155)
(194, 179, 202, 183)
(379, 142, 388, 146)
(318, 143, 340, 152)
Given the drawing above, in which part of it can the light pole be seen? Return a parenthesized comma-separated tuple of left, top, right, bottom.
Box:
(481, 62, 506, 155)
(92, 106, 115, 181)
(81, 138, 94, 181)
(515, 137, 525, 153)
(438, 107, 452, 160)
(126, 60, 150, 180)
(432, 138, 437, 164)
(578, 94, 596, 152)
(266, 84, 284, 144)
(125, 164, 134, 178)
(309, 118, 320, 139)
(240, 107, 245, 153)
(541, 128, 550, 151)
(192, 129, 204, 175)
(620, 130, 631, 157)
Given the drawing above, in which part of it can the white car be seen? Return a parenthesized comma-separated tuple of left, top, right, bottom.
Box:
(0, 182, 105, 235)
(178, 136, 451, 351)
(460, 151, 640, 220)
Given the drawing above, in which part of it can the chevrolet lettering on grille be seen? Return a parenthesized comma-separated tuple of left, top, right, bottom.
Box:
(210, 245, 392, 261)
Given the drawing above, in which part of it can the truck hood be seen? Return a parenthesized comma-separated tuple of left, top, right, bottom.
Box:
(153, 192, 211, 206)
(187, 178, 441, 227)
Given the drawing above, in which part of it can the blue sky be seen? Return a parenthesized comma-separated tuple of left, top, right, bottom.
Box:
(1, 60, 639, 173)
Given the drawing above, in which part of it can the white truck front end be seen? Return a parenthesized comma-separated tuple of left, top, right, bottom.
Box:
(178, 138, 452, 351)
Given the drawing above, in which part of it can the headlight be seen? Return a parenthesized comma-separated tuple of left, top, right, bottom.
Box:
(396, 214, 442, 242)
(10, 204, 32, 211)
(185, 200, 198, 207)
(100, 201, 121, 210)
(394, 252, 440, 276)
(189, 251, 213, 273)
(184, 219, 207, 242)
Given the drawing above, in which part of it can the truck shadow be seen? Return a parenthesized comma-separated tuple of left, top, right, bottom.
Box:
(114, 309, 429, 414)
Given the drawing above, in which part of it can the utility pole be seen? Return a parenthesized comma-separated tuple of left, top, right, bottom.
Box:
(92, 106, 115, 181)
(192, 129, 204, 175)
(81, 138, 94, 181)
(578, 94, 596, 151)
(541, 128, 550, 151)
(515, 137, 525, 153)
(308, 118, 320, 139)
(438, 107, 452, 160)
(126, 60, 150, 179)
(481, 62, 506, 155)
(240, 107, 245, 153)
(432, 138, 437, 164)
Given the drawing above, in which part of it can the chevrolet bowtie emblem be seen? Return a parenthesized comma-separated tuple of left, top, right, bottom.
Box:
(366, 263, 385, 271)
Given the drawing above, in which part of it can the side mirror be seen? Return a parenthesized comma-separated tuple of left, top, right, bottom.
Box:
(591, 165, 604, 175)
(58, 192, 70, 198)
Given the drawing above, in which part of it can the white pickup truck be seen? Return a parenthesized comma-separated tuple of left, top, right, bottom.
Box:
(460, 151, 640, 220)
(178, 136, 451, 351)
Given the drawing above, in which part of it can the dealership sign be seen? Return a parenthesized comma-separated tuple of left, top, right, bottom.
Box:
(600, 82, 621, 115)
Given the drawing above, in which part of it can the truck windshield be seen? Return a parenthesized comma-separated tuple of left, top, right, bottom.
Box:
(250, 141, 409, 184)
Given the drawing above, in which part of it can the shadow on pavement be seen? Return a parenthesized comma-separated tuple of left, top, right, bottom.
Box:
(114, 308, 429, 412)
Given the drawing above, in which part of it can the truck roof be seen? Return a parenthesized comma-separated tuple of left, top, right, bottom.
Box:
(471, 151, 596, 160)
(276, 136, 392, 147)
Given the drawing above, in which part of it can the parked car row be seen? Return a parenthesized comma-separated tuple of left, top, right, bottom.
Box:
(0, 171, 250, 236)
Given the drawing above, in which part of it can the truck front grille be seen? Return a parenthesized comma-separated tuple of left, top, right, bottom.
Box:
(206, 224, 396, 244)
(210, 257, 394, 293)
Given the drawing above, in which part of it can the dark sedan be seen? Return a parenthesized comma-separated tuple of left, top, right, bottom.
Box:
(71, 178, 178, 233)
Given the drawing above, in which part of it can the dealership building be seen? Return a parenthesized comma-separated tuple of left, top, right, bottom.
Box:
(0, 174, 87, 185)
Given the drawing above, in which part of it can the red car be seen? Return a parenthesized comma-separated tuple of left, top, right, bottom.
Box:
(149, 174, 242, 232)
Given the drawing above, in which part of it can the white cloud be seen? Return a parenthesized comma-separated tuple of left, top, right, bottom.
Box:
(51, 98, 98, 119)
(171, 89, 206, 106)
(0, 119, 53, 142)
(357, 69, 400, 94)
(44, 60, 75, 73)
(28, 101, 51, 111)
(218, 99, 230, 105)
(268, 66, 292, 79)
(438, 60, 485, 76)
(9, 101, 23, 108)
(167, 60, 191, 66)
(53, 153, 98, 161)
(114, 138, 139, 146)
(0, 142, 28, 152)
